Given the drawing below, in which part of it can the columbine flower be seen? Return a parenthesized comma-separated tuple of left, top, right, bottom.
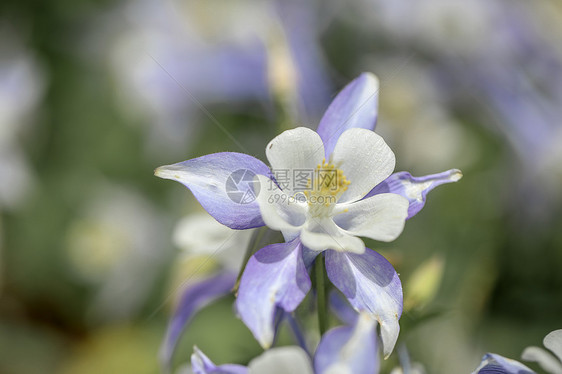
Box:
(191, 346, 312, 374)
(473, 329, 562, 374)
(189, 313, 379, 374)
(65, 185, 168, 320)
(236, 73, 461, 358)
(522, 329, 562, 374)
(473, 353, 535, 374)
(155, 72, 462, 358)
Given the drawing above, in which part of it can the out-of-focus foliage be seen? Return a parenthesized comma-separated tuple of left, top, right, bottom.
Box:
(0, 0, 561, 373)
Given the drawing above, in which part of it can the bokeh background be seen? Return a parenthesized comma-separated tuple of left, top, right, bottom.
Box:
(1, 0, 561, 373)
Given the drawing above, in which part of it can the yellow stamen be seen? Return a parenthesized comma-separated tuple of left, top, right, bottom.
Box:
(303, 160, 350, 217)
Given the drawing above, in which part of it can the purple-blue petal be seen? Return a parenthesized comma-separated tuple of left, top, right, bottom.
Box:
(314, 314, 379, 374)
(325, 249, 402, 358)
(236, 239, 311, 348)
(155, 152, 271, 229)
(191, 347, 248, 374)
(316, 72, 380, 157)
(365, 169, 462, 219)
(473, 353, 536, 374)
(302, 246, 321, 269)
(329, 291, 358, 326)
(160, 273, 236, 371)
(285, 313, 310, 356)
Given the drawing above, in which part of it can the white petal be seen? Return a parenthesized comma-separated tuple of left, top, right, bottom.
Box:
(255, 175, 307, 239)
(331, 128, 395, 203)
(173, 213, 253, 271)
(544, 329, 562, 363)
(249, 347, 314, 374)
(522, 346, 562, 374)
(266, 127, 325, 196)
(334, 193, 409, 242)
(300, 218, 365, 254)
(324, 365, 352, 374)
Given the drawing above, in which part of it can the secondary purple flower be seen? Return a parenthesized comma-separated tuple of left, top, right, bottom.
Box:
(472, 353, 535, 374)
(191, 346, 312, 374)
(472, 329, 562, 374)
(521, 329, 562, 374)
(190, 313, 379, 374)
(191, 346, 248, 374)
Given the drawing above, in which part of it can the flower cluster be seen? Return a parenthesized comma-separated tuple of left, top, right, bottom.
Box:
(474, 329, 562, 374)
(155, 73, 462, 373)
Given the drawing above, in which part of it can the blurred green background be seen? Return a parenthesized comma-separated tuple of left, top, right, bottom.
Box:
(1, 0, 561, 373)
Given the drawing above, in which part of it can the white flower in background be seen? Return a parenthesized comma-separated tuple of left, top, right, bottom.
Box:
(373, 61, 478, 173)
(173, 213, 253, 272)
(65, 184, 169, 321)
(0, 39, 46, 209)
(189, 346, 314, 374)
(247, 346, 314, 374)
(390, 364, 426, 374)
(188, 313, 379, 373)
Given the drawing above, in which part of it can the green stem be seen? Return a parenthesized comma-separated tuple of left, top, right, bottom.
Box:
(315, 253, 328, 335)
(232, 226, 268, 293)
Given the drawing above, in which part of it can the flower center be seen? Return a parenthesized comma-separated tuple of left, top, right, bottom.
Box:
(303, 159, 350, 218)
